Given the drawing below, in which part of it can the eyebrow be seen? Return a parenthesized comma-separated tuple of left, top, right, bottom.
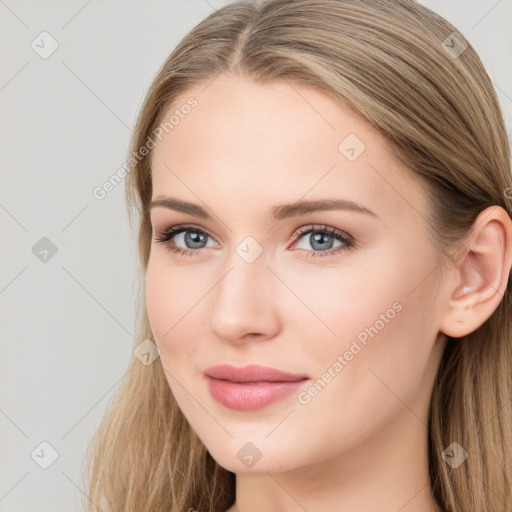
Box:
(149, 195, 377, 222)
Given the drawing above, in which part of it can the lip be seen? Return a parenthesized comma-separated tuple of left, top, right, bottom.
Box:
(204, 364, 309, 383)
(204, 364, 310, 411)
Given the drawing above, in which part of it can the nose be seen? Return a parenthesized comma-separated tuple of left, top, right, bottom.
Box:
(209, 256, 281, 345)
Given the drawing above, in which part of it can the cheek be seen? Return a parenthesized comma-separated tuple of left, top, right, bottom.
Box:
(281, 256, 408, 351)
(145, 260, 210, 376)
(145, 262, 190, 355)
(298, 246, 440, 413)
(145, 263, 170, 342)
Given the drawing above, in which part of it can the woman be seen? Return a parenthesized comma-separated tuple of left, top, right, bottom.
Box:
(84, 1, 512, 511)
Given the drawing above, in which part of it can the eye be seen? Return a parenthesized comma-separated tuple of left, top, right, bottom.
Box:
(153, 223, 355, 258)
(153, 224, 217, 258)
(291, 224, 354, 258)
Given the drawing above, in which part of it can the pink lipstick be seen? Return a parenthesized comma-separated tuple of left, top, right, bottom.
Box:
(204, 364, 310, 411)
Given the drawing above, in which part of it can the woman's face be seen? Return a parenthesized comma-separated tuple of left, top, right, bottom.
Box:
(146, 74, 450, 474)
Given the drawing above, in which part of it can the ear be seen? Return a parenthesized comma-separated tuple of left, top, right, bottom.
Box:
(439, 205, 512, 338)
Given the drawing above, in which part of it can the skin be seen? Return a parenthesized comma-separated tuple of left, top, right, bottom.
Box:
(146, 74, 512, 512)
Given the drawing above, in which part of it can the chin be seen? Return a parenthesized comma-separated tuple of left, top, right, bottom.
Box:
(203, 436, 305, 475)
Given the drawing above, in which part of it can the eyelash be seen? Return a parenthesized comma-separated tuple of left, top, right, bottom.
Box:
(153, 223, 355, 259)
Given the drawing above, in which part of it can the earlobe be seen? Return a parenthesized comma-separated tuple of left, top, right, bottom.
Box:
(440, 206, 512, 338)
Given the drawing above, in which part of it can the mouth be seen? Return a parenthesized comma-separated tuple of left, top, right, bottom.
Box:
(204, 364, 310, 411)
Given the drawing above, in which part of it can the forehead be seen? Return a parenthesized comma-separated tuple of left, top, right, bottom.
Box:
(150, 74, 427, 224)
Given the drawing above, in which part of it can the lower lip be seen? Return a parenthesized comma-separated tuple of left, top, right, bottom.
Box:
(206, 377, 309, 411)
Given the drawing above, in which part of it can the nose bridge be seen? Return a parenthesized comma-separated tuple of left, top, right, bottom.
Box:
(209, 241, 279, 342)
(216, 244, 269, 311)
(218, 232, 269, 295)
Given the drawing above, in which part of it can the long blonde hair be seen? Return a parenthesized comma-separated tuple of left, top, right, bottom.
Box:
(83, 1, 512, 510)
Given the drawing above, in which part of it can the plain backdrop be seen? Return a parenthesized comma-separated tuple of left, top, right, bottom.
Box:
(1, 1, 511, 510)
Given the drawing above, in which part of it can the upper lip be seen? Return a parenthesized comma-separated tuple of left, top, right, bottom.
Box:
(204, 364, 309, 383)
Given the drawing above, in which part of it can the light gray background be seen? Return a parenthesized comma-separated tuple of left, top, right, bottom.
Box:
(1, 1, 511, 511)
